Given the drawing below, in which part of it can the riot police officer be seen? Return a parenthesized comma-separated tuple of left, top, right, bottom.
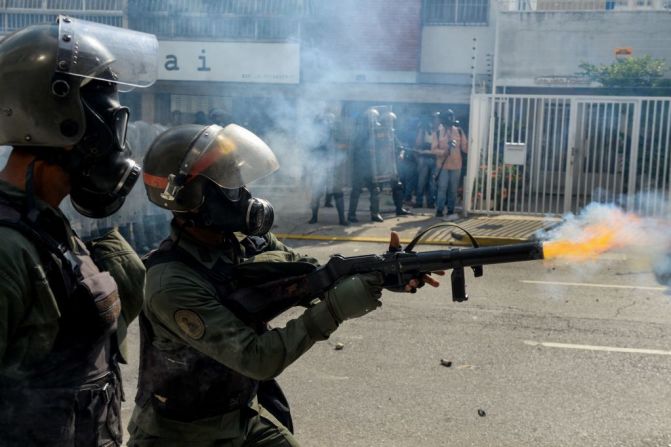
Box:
(378, 111, 413, 218)
(0, 16, 158, 445)
(348, 108, 383, 222)
(307, 112, 348, 226)
(129, 124, 435, 446)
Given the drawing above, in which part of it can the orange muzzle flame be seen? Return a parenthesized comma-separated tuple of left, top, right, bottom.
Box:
(542, 211, 640, 261)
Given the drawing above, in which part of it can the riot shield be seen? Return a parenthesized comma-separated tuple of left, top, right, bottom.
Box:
(371, 108, 398, 183)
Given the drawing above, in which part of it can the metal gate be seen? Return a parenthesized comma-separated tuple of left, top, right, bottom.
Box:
(465, 94, 671, 216)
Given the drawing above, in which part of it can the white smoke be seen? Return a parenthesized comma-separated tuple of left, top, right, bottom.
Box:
(538, 198, 671, 291)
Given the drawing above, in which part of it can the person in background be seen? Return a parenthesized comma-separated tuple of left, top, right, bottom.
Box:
(307, 112, 348, 226)
(194, 110, 209, 125)
(171, 110, 183, 126)
(348, 108, 384, 222)
(414, 112, 439, 209)
(0, 16, 157, 445)
(209, 107, 234, 127)
(378, 111, 413, 218)
(431, 110, 468, 220)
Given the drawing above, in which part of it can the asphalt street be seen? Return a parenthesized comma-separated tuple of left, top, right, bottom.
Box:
(119, 237, 671, 446)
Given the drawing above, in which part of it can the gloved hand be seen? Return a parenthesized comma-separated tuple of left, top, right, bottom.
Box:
(324, 272, 384, 323)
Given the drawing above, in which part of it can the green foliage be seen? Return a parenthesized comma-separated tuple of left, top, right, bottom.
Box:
(578, 55, 667, 88)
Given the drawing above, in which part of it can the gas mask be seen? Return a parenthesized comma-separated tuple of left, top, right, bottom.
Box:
(67, 78, 140, 218)
(189, 183, 274, 236)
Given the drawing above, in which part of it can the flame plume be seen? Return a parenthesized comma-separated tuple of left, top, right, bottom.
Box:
(541, 206, 644, 262)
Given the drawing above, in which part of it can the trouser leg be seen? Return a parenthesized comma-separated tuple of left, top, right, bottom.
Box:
(368, 181, 380, 215)
(427, 163, 437, 207)
(333, 192, 348, 225)
(348, 180, 362, 220)
(243, 405, 300, 447)
(445, 169, 461, 214)
(392, 181, 403, 211)
(435, 170, 449, 214)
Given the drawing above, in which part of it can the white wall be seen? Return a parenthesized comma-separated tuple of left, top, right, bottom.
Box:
(496, 11, 671, 87)
(420, 25, 496, 76)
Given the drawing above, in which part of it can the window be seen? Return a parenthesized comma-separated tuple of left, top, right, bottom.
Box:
(423, 0, 490, 25)
(129, 0, 306, 41)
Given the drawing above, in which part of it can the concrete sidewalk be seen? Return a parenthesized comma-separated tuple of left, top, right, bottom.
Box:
(267, 190, 561, 247)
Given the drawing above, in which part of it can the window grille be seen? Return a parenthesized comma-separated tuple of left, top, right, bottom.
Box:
(423, 0, 490, 25)
(128, 0, 305, 41)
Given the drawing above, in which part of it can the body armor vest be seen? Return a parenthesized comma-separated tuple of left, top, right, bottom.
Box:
(136, 237, 270, 422)
(0, 196, 123, 446)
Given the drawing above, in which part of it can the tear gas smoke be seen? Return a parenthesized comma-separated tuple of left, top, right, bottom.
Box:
(539, 201, 671, 289)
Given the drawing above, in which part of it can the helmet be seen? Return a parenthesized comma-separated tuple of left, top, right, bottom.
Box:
(143, 124, 279, 235)
(0, 15, 157, 148)
(380, 111, 397, 125)
(208, 108, 233, 127)
(0, 16, 158, 217)
(442, 109, 456, 126)
(365, 108, 380, 123)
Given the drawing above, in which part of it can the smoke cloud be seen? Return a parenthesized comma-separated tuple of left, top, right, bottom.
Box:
(538, 198, 671, 291)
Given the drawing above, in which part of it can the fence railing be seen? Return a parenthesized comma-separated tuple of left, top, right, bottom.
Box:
(466, 94, 671, 217)
(499, 0, 671, 11)
(0, 1, 123, 33)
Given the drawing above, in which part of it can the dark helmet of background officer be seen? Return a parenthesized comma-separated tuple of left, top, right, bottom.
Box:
(209, 108, 234, 127)
(0, 15, 158, 217)
(441, 109, 456, 127)
(143, 124, 279, 236)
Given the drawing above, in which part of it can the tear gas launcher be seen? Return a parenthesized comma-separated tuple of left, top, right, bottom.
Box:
(229, 224, 545, 322)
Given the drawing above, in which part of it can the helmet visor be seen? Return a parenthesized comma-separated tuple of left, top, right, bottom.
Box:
(56, 15, 158, 92)
(187, 124, 279, 189)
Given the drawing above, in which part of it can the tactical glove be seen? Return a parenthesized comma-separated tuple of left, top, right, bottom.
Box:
(302, 273, 384, 341)
(324, 272, 384, 323)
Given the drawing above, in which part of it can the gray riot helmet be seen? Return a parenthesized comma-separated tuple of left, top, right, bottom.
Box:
(365, 108, 380, 125)
(380, 111, 397, 128)
(143, 124, 279, 236)
(0, 16, 158, 217)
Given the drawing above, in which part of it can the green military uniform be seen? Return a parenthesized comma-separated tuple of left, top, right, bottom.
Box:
(128, 224, 340, 447)
(0, 179, 145, 444)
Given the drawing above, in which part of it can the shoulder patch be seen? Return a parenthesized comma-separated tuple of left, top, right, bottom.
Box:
(174, 309, 206, 340)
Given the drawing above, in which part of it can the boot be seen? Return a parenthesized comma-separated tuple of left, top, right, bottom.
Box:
(371, 213, 384, 222)
(348, 189, 360, 223)
(393, 182, 413, 216)
(334, 193, 349, 226)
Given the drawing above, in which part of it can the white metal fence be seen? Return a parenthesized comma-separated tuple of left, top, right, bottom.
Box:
(499, 0, 671, 11)
(465, 94, 671, 216)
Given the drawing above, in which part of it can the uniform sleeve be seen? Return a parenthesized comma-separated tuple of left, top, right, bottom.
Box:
(87, 229, 146, 363)
(0, 229, 33, 363)
(87, 229, 145, 325)
(264, 233, 319, 266)
(146, 263, 337, 381)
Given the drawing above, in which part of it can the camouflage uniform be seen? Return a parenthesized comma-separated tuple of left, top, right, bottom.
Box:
(128, 225, 337, 447)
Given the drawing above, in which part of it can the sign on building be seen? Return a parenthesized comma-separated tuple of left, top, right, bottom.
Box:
(159, 41, 300, 84)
